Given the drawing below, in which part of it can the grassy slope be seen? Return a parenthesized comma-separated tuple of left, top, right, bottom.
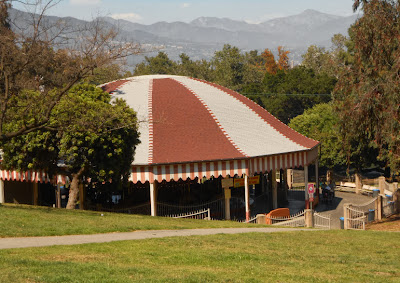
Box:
(0, 231, 399, 282)
(0, 204, 265, 237)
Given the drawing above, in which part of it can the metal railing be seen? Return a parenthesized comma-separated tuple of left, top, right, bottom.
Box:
(267, 210, 305, 227)
(157, 198, 225, 219)
(167, 208, 211, 220)
(314, 212, 331, 229)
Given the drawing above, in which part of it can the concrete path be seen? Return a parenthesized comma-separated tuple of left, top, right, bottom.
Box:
(0, 227, 314, 250)
(316, 191, 373, 229)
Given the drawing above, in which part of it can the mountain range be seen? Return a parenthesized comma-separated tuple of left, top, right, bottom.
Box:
(9, 8, 359, 67)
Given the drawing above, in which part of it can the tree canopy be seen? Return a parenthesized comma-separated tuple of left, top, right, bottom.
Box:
(0, 0, 140, 142)
(1, 84, 139, 208)
(333, 0, 400, 172)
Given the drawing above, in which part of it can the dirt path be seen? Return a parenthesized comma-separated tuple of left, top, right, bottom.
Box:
(0, 227, 315, 250)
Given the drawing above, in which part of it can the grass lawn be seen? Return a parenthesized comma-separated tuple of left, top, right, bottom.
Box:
(0, 230, 399, 282)
(0, 204, 266, 237)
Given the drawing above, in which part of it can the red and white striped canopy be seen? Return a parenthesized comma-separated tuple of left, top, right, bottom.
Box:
(102, 75, 319, 183)
(0, 169, 68, 184)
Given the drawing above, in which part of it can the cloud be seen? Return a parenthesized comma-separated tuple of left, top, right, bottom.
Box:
(70, 0, 101, 5)
(181, 3, 191, 8)
(111, 13, 143, 22)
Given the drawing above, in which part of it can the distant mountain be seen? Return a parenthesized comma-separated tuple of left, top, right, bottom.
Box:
(8, 8, 359, 66)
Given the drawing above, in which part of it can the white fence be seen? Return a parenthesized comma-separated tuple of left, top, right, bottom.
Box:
(314, 212, 331, 229)
(267, 210, 306, 227)
(168, 208, 211, 220)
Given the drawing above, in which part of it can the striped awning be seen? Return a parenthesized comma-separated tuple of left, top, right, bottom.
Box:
(130, 149, 316, 183)
(0, 169, 68, 184)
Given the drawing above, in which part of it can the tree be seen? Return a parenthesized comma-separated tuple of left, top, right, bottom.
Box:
(1, 84, 139, 209)
(333, 0, 400, 173)
(212, 44, 245, 91)
(261, 48, 278, 74)
(289, 103, 345, 168)
(0, 0, 140, 142)
(277, 46, 290, 71)
(133, 52, 177, 75)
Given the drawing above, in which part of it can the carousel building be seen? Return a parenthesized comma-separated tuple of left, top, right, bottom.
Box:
(0, 75, 319, 220)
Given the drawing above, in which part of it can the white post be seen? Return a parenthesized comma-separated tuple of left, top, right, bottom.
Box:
(0, 179, 4, 204)
(272, 170, 278, 209)
(150, 181, 158, 216)
(304, 165, 309, 209)
(244, 174, 250, 222)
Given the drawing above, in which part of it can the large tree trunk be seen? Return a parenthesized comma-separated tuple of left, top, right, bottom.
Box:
(66, 167, 85, 209)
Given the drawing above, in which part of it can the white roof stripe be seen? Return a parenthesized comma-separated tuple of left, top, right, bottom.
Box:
(112, 77, 152, 165)
(174, 77, 307, 156)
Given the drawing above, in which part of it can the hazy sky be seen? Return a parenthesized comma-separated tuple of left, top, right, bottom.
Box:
(14, 0, 357, 24)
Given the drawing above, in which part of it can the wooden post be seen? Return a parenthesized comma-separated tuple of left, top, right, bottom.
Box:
(343, 203, 349, 229)
(271, 170, 278, 210)
(224, 188, 231, 220)
(244, 174, 250, 222)
(79, 183, 85, 210)
(375, 195, 383, 220)
(0, 179, 4, 204)
(283, 169, 288, 202)
(56, 183, 61, 208)
(33, 182, 38, 206)
(256, 214, 266, 224)
(304, 165, 309, 209)
(378, 176, 386, 195)
(150, 181, 158, 216)
(286, 169, 293, 190)
(393, 183, 399, 214)
(355, 173, 362, 194)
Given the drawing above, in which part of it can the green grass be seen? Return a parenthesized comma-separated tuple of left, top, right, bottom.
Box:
(0, 204, 266, 237)
(0, 231, 399, 282)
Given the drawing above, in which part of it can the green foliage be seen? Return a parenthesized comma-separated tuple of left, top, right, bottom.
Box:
(289, 103, 345, 168)
(334, 0, 400, 172)
(1, 83, 139, 187)
(134, 52, 177, 75)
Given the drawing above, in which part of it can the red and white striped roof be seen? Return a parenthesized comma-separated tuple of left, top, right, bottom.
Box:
(102, 75, 319, 183)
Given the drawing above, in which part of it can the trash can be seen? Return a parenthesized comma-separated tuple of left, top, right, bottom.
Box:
(339, 217, 344, 229)
(368, 209, 375, 222)
(372, 189, 380, 197)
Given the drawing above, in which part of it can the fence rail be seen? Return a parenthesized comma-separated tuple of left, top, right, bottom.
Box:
(267, 210, 305, 227)
(167, 208, 211, 220)
(314, 212, 331, 229)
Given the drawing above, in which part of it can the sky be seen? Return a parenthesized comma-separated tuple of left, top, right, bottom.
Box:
(13, 0, 357, 25)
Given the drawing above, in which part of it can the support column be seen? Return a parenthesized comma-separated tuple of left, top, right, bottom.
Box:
(272, 170, 278, 210)
(286, 169, 293, 190)
(283, 169, 288, 203)
(0, 179, 4, 204)
(224, 188, 231, 220)
(355, 173, 363, 194)
(150, 181, 158, 217)
(375, 195, 383, 220)
(79, 184, 85, 210)
(304, 165, 309, 209)
(56, 184, 61, 208)
(244, 174, 250, 222)
(33, 182, 38, 206)
(378, 176, 385, 195)
(305, 209, 314, 228)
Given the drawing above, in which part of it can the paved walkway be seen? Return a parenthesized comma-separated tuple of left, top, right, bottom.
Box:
(316, 191, 373, 229)
(0, 227, 314, 250)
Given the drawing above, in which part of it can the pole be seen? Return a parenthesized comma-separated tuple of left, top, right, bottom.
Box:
(244, 174, 250, 222)
(0, 179, 4, 204)
(150, 181, 158, 216)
